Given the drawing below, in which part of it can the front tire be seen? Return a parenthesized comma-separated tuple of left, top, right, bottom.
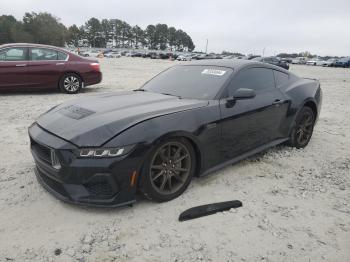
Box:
(140, 138, 196, 202)
(59, 73, 82, 94)
(288, 107, 315, 148)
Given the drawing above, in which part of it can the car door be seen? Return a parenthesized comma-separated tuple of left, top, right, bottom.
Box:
(219, 67, 289, 160)
(27, 47, 67, 88)
(0, 47, 29, 89)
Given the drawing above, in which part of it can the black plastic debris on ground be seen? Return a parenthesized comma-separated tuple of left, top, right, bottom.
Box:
(54, 248, 62, 256)
(179, 200, 243, 221)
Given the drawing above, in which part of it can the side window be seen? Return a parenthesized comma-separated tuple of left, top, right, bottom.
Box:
(30, 48, 58, 61)
(0, 50, 5, 61)
(58, 51, 68, 60)
(0, 48, 27, 61)
(273, 70, 289, 88)
(228, 67, 275, 96)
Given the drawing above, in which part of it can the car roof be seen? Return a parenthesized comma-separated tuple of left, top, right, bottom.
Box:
(185, 59, 253, 69)
(0, 43, 67, 52)
(183, 58, 288, 72)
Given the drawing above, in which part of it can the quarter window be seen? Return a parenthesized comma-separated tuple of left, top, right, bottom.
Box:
(228, 67, 275, 96)
(273, 70, 289, 88)
(30, 48, 58, 61)
(58, 51, 68, 60)
(0, 48, 27, 61)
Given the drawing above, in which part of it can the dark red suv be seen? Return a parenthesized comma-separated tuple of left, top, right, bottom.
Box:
(0, 43, 102, 94)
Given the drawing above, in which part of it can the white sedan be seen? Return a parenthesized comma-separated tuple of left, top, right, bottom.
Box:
(177, 54, 192, 61)
(306, 58, 327, 66)
(104, 52, 121, 58)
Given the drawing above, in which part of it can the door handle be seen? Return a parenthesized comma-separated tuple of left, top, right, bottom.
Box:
(15, 64, 27, 67)
(272, 99, 285, 105)
(56, 62, 65, 65)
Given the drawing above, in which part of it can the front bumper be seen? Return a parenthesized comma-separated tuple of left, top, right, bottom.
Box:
(29, 123, 142, 207)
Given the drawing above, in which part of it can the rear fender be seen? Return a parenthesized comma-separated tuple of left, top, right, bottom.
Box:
(284, 79, 321, 136)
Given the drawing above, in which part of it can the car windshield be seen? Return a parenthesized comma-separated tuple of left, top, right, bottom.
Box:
(142, 65, 233, 100)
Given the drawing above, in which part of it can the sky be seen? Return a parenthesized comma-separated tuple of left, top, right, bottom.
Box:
(1, 0, 350, 56)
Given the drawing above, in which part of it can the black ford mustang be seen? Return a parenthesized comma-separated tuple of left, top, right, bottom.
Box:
(29, 59, 322, 207)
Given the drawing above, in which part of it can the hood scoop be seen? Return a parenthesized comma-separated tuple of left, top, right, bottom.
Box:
(59, 105, 96, 120)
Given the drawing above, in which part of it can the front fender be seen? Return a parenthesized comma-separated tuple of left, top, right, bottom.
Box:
(104, 101, 221, 174)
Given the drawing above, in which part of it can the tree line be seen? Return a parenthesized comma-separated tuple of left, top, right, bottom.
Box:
(0, 12, 195, 51)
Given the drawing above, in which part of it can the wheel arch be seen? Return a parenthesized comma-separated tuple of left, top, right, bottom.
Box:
(303, 100, 318, 118)
(287, 97, 318, 137)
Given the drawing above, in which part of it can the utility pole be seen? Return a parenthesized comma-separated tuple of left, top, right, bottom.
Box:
(262, 47, 266, 57)
(205, 39, 208, 54)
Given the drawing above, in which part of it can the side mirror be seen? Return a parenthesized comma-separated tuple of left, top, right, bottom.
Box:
(233, 88, 256, 99)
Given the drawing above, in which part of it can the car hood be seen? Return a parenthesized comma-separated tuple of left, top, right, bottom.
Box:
(36, 91, 208, 147)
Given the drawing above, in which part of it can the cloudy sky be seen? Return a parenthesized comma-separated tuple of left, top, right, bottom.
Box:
(1, 0, 350, 56)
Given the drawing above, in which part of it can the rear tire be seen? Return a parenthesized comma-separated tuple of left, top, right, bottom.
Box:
(287, 107, 315, 148)
(140, 138, 196, 202)
(59, 73, 82, 94)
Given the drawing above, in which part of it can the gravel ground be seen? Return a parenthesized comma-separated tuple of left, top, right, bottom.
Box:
(0, 58, 349, 262)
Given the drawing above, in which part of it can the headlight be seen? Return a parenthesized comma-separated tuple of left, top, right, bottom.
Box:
(76, 145, 134, 158)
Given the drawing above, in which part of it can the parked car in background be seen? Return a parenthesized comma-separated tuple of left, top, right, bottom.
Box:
(78, 51, 90, 57)
(240, 55, 261, 60)
(84, 50, 100, 58)
(306, 58, 327, 66)
(103, 49, 113, 54)
(131, 52, 144, 57)
(280, 58, 292, 63)
(291, 57, 307, 64)
(223, 55, 236, 59)
(322, 58, 338, 67)
(0, 43, 102, 94)
(253, 56, 289, 70)
(142, 52, 155, 58)
(120, 51, 128, 56)
(334, 57, 350, 68)
(150, 52, 159, 59)
(104, 52, 121, 58)
(192, 54, 222, 60)
(177, 54, 192, 61)
(158, 53, 177, 59)
(191, 53, 205, 60)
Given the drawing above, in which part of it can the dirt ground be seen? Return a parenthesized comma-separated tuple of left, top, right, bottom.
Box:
(0, 58, 349, 262)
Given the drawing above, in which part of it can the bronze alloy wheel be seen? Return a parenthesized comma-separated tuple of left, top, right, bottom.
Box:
(288, 106, 315, 148)
(140, 138, 196, 202)
(150, 141, 192, 195)
(295, 110, 314, 145)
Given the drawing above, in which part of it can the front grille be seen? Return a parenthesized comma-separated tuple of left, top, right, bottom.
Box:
(31, 140, 51, 164)
(85, 181, 114, 197)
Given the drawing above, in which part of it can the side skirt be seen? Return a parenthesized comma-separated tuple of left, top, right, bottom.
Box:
(199, 138, 289, 177)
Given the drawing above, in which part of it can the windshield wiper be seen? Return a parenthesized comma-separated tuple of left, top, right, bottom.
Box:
(134, 88, 146, 92)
